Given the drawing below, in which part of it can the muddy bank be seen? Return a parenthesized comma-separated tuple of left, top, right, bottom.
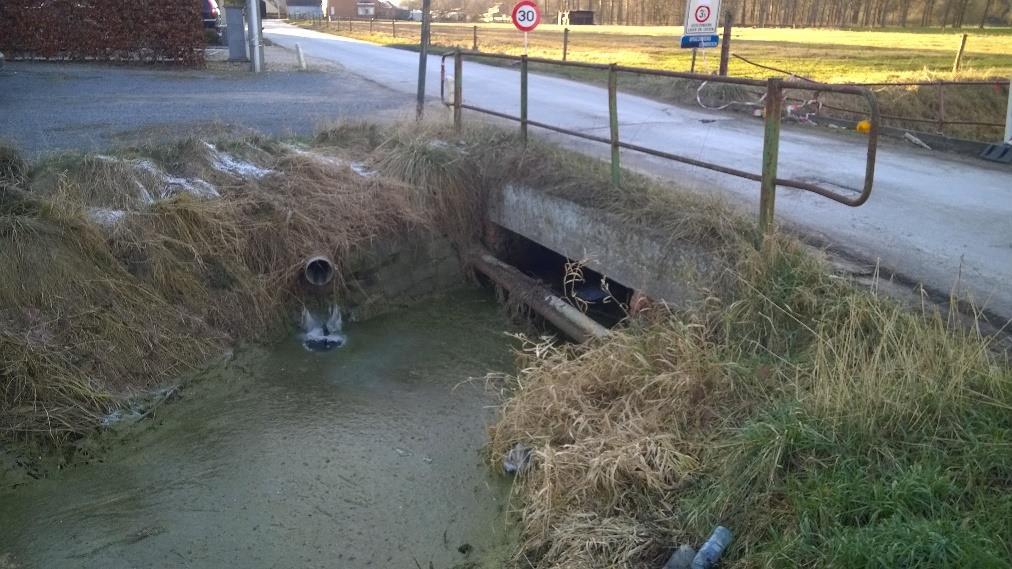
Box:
(0, 292, 516, 568)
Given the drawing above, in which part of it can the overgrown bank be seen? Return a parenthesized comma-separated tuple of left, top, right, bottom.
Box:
(320, 124, 1012, 566)
(450, 148, 1011, 565)
(2, 122, 1011, 568)
(0, 125, 444, 445)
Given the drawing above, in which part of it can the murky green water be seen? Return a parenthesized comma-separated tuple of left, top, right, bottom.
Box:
(0, 291, 516, 569)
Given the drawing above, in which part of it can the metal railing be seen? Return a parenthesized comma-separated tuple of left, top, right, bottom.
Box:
(440, 50, 881, 237)
(731, 54, 1010, 134)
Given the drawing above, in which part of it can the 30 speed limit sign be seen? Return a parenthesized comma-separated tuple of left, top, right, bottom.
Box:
(512, 0, 541, 32)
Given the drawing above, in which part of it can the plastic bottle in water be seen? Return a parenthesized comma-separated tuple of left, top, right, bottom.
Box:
(691, 526, 733, 569)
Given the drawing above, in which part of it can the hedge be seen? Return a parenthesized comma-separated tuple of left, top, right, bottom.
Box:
(0, 0, 205, 66)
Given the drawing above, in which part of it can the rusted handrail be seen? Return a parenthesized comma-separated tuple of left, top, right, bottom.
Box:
(440, 49, 881, 235)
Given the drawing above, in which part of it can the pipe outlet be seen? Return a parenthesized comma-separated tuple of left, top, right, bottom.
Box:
(303, 255, 335, 286)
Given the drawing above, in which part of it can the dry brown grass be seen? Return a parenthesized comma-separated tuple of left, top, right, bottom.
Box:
(488, 234, 1012, 567)
(1, 130, 433, 443)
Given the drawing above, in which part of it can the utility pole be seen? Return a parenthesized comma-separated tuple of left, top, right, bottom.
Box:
(416, 0, 432, 120)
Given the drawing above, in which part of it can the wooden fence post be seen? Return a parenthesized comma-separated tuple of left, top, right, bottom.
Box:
(719, 11, 732, 75)
(563, 27, 570, 61)
(453, 50, 463, 131)
(520, 55, 529, 144)
(473, 25, 478, 50)
(1005, 75, 1012, 144)
(608, 64, 620, 188)
(952, 33, 968, 72)
(935, 80, 945, 133)
(759, 78, 783, 240)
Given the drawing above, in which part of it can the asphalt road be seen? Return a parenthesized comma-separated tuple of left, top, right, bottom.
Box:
(0, 56, 413, 156)
(265, 21, 1012, 321)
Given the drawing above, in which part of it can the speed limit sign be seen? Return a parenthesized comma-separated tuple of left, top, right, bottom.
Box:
(512, 0, 541, 32)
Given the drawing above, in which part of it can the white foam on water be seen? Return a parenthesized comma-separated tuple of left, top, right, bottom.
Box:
(300, 305, 346, 351)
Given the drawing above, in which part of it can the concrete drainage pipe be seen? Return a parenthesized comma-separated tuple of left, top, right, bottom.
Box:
(303, 255, 335, 286)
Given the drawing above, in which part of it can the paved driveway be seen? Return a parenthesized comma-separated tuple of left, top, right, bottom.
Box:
(0, 58, 412, 156)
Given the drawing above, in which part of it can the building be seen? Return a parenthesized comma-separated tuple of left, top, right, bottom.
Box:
(480, 3, 507, 22)
(558, 9, 594, 24)
(288, 0, 405, 19)
(374, 0, 402, 19)
(266, 0, 289, 17)
(287, 0, 327, 18)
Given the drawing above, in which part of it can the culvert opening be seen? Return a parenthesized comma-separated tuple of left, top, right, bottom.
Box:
(493, 230, 633, 328)
(303, 255, 335, 286)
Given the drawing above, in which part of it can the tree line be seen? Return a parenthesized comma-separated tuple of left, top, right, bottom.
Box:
(555, 0, 1011, 26)
(413, 0, 1011, 27)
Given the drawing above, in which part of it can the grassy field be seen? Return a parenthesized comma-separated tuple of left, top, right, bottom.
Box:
(299, 21, 1012, 140)
(302, 21, 1012, 82)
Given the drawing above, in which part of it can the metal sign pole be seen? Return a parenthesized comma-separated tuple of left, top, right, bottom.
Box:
(524, 31, 528, 55)
(246, 0, 263, 73)
(417, 0, 432, 120)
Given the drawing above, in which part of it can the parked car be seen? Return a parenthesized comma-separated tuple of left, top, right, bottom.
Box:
(202, 0, 220, 28)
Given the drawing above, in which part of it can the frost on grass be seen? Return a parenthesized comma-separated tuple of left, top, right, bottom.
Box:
(86, 208, 127, 227)
(284, 144, 376, 178)
(350, 162, 376, 178)
(93, 155, 219, 201)
(204, 142, 274, 179)
(134, 160, 220, 199)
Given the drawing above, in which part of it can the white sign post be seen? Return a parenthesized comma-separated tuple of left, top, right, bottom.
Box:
(681, 0, 721, 49)
(512, 0, 541, 54)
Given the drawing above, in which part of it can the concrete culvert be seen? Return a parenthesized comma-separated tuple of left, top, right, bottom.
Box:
(304, 255, 335, 286)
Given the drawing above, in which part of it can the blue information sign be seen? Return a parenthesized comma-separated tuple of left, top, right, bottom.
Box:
(680, 35, 720, 49)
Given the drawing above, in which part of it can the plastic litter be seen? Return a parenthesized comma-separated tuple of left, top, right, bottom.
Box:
(691, 526, 733, 569)
(903, 132, 933, 151)
(503, 443, 532, 474)
(663, 544, 697, 569)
